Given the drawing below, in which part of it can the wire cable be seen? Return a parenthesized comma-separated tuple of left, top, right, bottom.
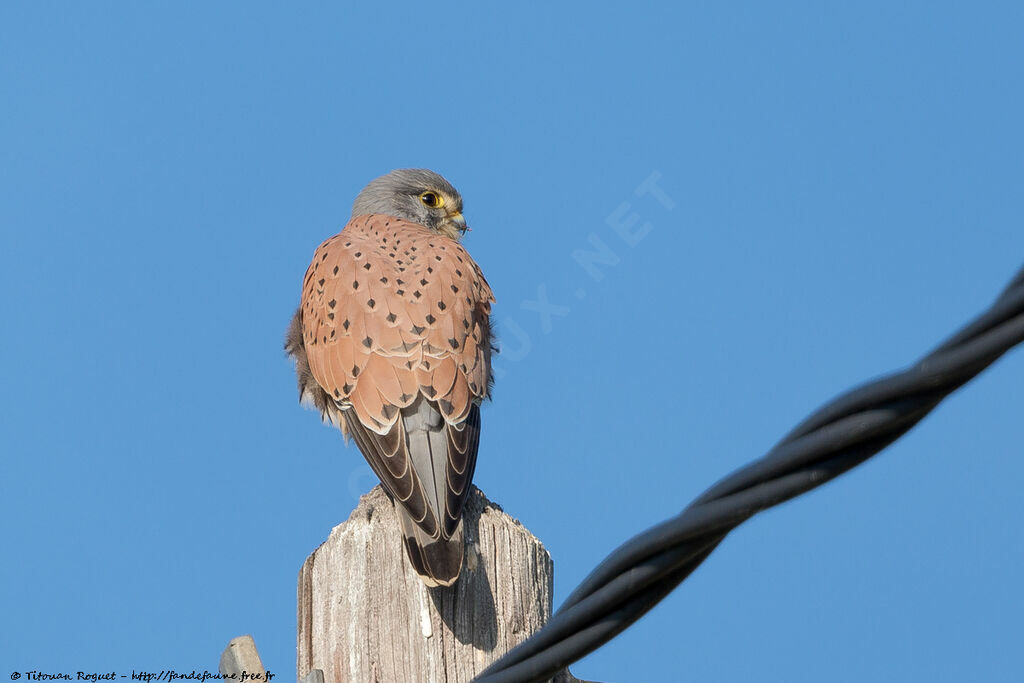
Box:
(475, 265, 1024, 683)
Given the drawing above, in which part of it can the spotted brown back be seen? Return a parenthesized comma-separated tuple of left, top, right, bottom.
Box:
(300, 214, 494, 434)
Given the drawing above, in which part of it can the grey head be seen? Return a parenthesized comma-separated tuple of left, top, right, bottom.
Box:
(352, 168, 468, 240)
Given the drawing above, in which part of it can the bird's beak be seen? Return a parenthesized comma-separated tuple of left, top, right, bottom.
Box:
(449, 212, 470, 233)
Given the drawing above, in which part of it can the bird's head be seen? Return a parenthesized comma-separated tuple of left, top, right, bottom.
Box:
(352, 168, 468, 240)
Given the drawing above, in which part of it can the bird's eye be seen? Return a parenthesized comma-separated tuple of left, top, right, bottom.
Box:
(419, 191, 444, 208)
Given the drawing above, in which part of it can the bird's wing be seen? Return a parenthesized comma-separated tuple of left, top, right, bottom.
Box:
(300, 214, 493, 538)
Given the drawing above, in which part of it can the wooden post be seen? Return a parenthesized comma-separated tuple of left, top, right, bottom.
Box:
(219, 635, 266, 678)
(220, 634, 324, 683)
(297, 485, 586, 682)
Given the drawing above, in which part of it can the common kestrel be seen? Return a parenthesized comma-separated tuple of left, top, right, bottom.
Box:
(286, 169, 494, 587)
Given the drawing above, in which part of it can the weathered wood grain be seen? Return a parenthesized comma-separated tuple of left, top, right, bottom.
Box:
(219, 635, 266, 678)
(297, 485, 579, 682)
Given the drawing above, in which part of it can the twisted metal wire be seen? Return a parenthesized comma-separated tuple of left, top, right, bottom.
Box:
(476, 266, 1024, 683)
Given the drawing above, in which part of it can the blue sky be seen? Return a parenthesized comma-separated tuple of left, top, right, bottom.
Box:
(1, 3, 1022, 681)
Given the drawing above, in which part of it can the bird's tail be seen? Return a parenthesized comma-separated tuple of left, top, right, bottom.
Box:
(397, 508, 464, 587)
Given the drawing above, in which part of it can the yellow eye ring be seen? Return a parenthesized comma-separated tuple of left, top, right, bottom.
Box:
(419, 191, 444, 208)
